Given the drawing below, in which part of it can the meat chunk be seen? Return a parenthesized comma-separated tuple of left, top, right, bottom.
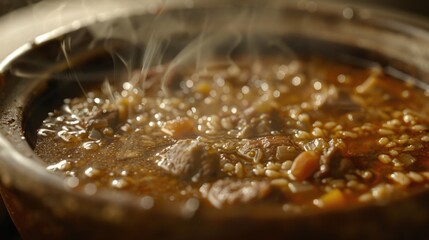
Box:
(200, 179, 272, 208)
(156, 139, 219, 182)
(299, 138, 351, 178)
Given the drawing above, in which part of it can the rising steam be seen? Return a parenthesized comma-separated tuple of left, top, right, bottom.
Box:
(0, 0, 299, 101)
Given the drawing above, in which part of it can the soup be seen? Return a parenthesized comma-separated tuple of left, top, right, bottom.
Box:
(34, 55, 429, 212)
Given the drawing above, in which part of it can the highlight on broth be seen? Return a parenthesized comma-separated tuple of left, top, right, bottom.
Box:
(34, 54, 429, 213)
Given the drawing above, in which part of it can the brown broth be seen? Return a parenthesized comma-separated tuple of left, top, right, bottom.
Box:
(34, 56, 429, 212)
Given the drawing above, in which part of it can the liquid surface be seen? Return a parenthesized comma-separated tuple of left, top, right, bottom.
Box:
(34, 57, 429, 212)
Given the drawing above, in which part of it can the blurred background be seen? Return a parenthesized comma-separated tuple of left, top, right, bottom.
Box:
(0, 0, 428, 239)
(0, 0, 429, 16)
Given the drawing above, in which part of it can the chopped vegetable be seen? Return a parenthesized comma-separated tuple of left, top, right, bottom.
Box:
(161, 117, 196, 139)
(314, 189, 346, 209)
(290, 151, 320, 181)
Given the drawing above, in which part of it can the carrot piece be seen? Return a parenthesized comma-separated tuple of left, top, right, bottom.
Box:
(315, 189, 346, 209)
(161, 118, 196, 139)
(290, 151, 320, 181)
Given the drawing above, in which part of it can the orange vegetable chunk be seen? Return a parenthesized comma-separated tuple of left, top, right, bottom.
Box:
(290, 151, 320, 181)
(315, 189, 346, 209)
(161, 117, 196, 139)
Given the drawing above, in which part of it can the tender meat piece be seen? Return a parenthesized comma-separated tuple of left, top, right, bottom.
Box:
(312, 139, 350, 178)
(200, 179, 272, 208)
(156, 139, 219, 182)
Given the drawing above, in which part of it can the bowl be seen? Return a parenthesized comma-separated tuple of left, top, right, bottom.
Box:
(1, 0, 429, 239)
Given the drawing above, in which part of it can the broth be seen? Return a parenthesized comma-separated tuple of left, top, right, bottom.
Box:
(34, 55, 429, 212)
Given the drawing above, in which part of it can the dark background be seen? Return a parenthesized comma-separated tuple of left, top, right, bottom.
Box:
(0, 0, 428, 239)
(348, 0, 429, 17)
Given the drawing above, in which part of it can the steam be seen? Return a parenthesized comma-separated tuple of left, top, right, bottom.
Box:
(60, 36, 88, 98)
(0, 0, 299, 100)
(64, 1, 295, 92)
(160, 31, 243, 94)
